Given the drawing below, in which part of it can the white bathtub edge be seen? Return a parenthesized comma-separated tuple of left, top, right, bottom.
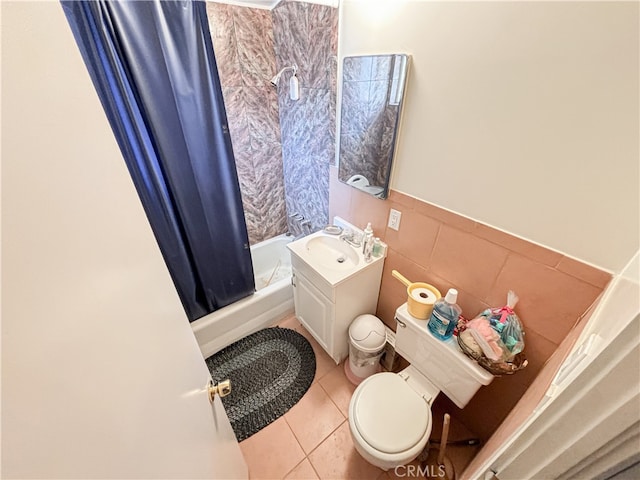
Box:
(197, 298, 294, 359)
(191, 233, 294, 359)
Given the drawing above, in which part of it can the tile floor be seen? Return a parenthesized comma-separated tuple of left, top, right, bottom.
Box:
(238, 314, 481, 480)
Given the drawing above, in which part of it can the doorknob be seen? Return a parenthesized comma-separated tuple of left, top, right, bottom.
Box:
(208, 379, 231, 403)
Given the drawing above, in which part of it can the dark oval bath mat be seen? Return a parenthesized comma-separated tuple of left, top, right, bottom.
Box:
(205, 327, 316, 442)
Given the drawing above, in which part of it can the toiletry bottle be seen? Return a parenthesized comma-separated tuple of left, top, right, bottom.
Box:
(428, 288, 462, 341)
(372, 237, 382, 257)
(362, 222, 374, 261)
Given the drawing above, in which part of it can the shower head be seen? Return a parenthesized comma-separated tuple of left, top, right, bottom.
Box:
(270, 64, 298, 87)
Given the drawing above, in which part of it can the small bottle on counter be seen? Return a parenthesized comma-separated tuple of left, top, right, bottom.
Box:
(372, 237, 383, 257)
(362, 223, 374, 262)
(427, 288, 462, 341)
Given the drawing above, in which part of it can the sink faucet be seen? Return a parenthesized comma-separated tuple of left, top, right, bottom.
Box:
(340, 229, 362, 248)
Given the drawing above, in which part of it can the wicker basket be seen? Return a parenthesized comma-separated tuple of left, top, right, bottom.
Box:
(457, 334, 528, 376)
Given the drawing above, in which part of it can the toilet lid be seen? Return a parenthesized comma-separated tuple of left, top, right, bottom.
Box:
(353, 373, 431, 454)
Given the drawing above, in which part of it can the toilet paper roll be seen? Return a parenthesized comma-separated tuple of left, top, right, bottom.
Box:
(410, 287, 438, 305)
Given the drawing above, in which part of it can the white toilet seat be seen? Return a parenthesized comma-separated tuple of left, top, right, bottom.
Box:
(348, 371, 434, 470)
(352, 373, 429, 453)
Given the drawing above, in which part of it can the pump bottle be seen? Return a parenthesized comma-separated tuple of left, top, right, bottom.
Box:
(362, 223, 374, 262)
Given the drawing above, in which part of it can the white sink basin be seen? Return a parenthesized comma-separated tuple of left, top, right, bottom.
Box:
(286, 222, 385, 286)
(305, 236, 360, 270)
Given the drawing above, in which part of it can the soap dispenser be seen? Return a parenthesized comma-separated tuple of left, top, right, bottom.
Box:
(362, 222, 374, 262)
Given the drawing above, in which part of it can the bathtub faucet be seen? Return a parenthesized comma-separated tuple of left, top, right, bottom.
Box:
(288, 212, 311, 238)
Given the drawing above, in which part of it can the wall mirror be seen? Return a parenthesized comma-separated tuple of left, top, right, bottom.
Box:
(337, 54, 410, 199)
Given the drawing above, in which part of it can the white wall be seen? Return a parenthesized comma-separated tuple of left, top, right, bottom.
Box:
(1, 2, 245, 477)
(339, 0, 639, 273)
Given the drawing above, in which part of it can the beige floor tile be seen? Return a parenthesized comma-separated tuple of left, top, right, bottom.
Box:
(275, 313, 300, 330)
(308, 421, 383, 480)
(312, 344, 338, 382)
(318, 362, 356, 418)
(240, 416, 305, 480)
(285, 383, 345, 454)
(284, 459, 320, 480)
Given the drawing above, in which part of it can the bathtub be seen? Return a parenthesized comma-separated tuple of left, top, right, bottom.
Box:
(191, 234, 294, 359)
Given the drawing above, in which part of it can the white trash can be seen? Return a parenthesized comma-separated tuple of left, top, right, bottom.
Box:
(346, 314, 387, 383)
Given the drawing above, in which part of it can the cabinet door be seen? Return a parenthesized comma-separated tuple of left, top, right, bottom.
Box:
(293, 270, 333, 353)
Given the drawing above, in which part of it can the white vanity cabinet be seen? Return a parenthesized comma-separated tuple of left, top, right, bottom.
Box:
(291, 267, 334, 353)
(288, 228, 385, 364)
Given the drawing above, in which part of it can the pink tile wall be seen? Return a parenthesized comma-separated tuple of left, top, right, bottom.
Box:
(460, 300, 599, 479)
(329, 166, 611, 439)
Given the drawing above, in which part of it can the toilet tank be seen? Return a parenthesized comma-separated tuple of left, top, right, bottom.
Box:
(394, 304, 493, 408)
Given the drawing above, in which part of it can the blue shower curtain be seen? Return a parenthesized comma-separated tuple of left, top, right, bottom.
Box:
(61, 0, 255, 321)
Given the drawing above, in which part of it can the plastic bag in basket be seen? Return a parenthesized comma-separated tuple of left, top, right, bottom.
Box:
(467, 290, 524, 362)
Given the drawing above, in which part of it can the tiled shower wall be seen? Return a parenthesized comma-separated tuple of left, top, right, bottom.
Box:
(207, 1, 337, 243)
(329, 166, 611, 440)
(206, 3, 287, 245)
(272, 1, 338, 236)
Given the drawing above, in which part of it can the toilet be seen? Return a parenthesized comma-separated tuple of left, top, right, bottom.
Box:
(348, 303, 494, 470)
(346, 174, 384, 196)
